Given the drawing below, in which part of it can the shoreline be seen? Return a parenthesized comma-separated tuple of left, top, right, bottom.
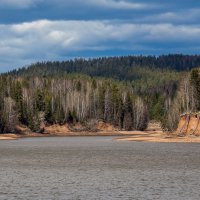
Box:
(115, 131, 200, 143)
(1, 130, 200, 143)
(0, 134, 20, 140)
(0, 131, 138, 140)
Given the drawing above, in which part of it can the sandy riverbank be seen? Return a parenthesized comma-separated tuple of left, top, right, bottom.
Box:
(1, 122, 200, 142)
(0, 134, 20, 140)
(116, 130, 200, 143)
(0, 131, 138, 140)
(0, 131, 133, 140)
(115, 122, 200, 143)
(1, 130, 200, 143)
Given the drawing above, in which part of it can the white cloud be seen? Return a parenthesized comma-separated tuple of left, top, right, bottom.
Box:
(0, 19, 200, 71)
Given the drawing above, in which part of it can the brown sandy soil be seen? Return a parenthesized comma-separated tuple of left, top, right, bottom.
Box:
(0, 122, 136, 140)
(41, 122, 137, 136)
(43, 121, 120, 136)
(0, 134, 19, 140)
(176, 114, 200, 136)
(0, 130, 137, 140)
(117, 122, 200, 143)
(116, 131, 200, 143)
(96, 121, 117, 131)
(2, 130, 200, 142)
(44, 124, 71, 135)
(64, 130, 139, 136)
(1, 121, 200, 142)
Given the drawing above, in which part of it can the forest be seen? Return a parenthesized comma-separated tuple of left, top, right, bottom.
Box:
(1, 54, 200, 134)
(7, 54, 200, 78)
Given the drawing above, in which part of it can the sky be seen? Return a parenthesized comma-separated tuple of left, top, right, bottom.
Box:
(0, 0, 200, 72)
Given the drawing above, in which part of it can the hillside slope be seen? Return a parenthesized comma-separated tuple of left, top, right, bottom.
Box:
(1, 54, 199, 134)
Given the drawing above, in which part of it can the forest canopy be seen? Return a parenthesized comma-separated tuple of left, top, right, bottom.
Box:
(1, 54, 200, 133)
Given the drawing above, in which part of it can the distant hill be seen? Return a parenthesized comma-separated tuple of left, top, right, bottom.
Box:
(6, 54, 200, 80)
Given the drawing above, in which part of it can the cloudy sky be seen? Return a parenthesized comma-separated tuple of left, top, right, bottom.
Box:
(0, 0, 199, 72)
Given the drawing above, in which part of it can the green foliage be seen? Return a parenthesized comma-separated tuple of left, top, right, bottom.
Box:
(35, 89, 45, 112)
(190, 68, 200, 110)
(44, 93, 53, 123)
(123, 93, 134, 130)
(27, 113, 41, 132)
(149, 95, 165, 120)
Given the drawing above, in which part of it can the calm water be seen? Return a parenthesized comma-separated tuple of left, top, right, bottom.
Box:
(0, 137, 200, 200)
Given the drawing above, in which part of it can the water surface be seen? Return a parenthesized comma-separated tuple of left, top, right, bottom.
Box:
(0, 137, 200, 200)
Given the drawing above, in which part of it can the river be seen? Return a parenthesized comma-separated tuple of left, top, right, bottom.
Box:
(0, 136, 200, 200)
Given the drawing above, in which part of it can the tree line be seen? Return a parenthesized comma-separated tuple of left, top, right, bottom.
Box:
(0, 75, 148, 133)
(7, 54, 200, 79)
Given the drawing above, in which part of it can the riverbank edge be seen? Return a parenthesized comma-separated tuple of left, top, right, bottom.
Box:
(1, 130, 200, 143)
(0, 131, 139, 140)
(115, 131, 200, 143)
